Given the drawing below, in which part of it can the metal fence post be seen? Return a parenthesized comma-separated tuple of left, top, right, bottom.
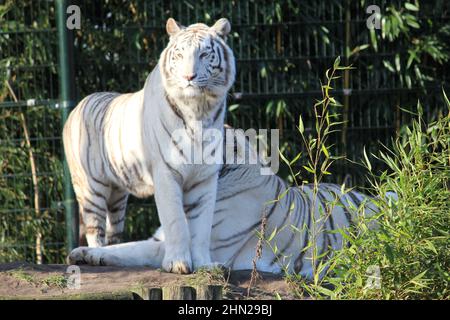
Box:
(56, 0, 78, 253)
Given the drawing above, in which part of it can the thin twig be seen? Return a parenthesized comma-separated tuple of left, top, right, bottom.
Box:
(247, 209, 267, 297)
(5, 80, 43, 264)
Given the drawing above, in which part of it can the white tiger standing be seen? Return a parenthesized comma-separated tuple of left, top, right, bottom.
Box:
(63, 18, 236, 274)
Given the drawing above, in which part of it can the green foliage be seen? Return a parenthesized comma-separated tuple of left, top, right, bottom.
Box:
(6, 268, 68, 289)
(323, 100, 449, 299)
(272, 57, 352, 291)
(6, 268, 36, 284)
(40, 274, 68, 289)
(280, 57, 351, 187)
(365, 0, 449, 88)
(0, 1, 64, 263)
(0, 106, 65, 263)
(279, 65, 449, 298)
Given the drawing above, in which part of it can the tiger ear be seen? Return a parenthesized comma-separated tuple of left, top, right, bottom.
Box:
(211, 18, 231, 39)
(166, 18, 182, 37)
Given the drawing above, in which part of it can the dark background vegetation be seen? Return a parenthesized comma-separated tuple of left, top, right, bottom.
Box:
(0, 0, 449, 263)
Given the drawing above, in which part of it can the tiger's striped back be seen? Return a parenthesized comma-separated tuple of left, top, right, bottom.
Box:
(210, 130, 378, 276)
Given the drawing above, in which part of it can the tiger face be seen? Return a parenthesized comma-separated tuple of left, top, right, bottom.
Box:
(160, 18, 236, 102)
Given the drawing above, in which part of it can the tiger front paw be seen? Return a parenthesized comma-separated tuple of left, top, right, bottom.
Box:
(67, 246, 122, 267)
(67, 246, 91, 265)
(162, 252, 192, 274)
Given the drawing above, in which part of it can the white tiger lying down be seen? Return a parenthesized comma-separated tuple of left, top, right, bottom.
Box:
(68, 127, 380, 279)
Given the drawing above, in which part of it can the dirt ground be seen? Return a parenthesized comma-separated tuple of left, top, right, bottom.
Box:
(0, 262, 296, 300)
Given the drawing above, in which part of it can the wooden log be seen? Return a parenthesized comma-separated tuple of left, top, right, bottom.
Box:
(131, 287, 163, 300)
(162, 286, 196, 300)
(196, 285, 223, 300)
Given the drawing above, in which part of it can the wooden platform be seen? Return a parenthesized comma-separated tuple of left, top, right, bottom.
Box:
(0, 262, 293, 300)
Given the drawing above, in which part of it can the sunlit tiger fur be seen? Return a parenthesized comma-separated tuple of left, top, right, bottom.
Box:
(68, 129, 384, 280)
(63, 18, 236, 274)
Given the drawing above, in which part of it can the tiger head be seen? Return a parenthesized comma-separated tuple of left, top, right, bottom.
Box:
(160, 18, 236, 105)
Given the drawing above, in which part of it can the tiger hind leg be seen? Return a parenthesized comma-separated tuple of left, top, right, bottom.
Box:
(78, 211, 88, 246)
(76, 185, 112, 248)
(105, 189, 129, 245)
(67, 237, 165, 267)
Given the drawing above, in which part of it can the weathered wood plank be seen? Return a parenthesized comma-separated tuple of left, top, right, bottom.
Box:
(162, 286, 196, 300)
(196, 285, 223, 300)
(132, 287, 163, 300)
(0, 263, 290, 300)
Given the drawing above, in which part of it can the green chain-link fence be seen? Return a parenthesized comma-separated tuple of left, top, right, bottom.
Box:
(1, 0, 448, 263)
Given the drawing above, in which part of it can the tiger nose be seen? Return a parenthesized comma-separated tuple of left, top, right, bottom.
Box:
(183, 73, 197, 81)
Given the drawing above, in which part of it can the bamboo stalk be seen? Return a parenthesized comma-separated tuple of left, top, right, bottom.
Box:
(247, 211, 266, 297)
(5, 80, 43, 264)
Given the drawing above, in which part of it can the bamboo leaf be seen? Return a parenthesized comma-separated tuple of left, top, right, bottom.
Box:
(267, 227, 278, 242)
(406, 19, 420, 28)
(303, 165, 315, 174)
(279, 148, 290, 166)
(321, 144, 329, 158)
(298, 115, 304, 134)
(395, 54, 401, 72)
(383, 60, 395, 73)
(333, 56, 341, 70)
(443, 89, 450, 108)
(405, 3, 419, 11)
(289, 152, 302, 166)
(316, 286, 335, 297)
(363, 147, 372, 171)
